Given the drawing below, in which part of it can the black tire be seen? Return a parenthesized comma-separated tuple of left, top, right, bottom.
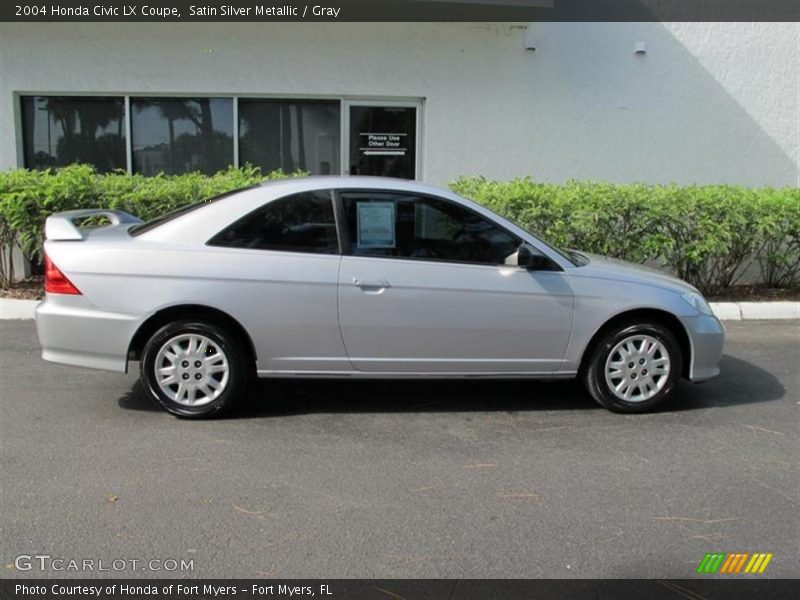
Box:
(140, 320, 249, 418)
(582, 320, 682, 414)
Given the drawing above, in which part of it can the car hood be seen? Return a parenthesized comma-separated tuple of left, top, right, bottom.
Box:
(574, 252, 698, 294)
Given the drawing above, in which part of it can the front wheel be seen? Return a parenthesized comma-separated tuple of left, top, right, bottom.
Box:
(140, 320, 249, 418)
(582, 321, 682, 413)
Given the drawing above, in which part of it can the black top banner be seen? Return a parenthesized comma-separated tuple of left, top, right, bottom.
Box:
(2, 0, 799, 22)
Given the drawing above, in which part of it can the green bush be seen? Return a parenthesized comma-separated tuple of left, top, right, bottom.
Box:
(451, 177, 800, 295)
(755, 188, 800, 288)
(0, 164, 301, 286)
(1, 167, 797, 295)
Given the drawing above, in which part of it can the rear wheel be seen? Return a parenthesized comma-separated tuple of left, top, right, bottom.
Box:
(582, 321, 682, 413)
(140, 320, 249, 418)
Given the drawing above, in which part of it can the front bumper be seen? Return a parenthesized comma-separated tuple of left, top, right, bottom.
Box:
(680, 312, 725, 382)
(35, 295, 141, 373)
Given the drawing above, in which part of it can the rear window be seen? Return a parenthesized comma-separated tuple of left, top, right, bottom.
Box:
(128, 186, 257, 236)
(207, 190, 338, 254)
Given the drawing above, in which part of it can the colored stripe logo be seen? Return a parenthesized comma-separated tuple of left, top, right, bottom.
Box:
(697, 552, 773, 574)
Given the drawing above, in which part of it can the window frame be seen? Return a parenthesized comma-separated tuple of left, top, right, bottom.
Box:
(238, 98, 342, 176)
(15, 93, 424, 178)
(19, 94, 128, 173)
(342, 99, 423, 181)
(334, 189, 526, 269)
(128, 96, 236, 177)
(206, 188, 343, 256)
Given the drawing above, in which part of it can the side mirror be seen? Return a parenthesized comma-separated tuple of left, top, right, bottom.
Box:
(517, 243, 560, 271)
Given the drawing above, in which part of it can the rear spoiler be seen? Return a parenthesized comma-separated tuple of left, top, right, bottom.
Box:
(45, 209, 143, 241)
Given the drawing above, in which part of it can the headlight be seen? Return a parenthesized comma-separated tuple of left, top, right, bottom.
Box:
(681, 291, 713, 316)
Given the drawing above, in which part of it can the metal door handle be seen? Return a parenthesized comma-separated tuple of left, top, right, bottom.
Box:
(353, 278, 391, 289)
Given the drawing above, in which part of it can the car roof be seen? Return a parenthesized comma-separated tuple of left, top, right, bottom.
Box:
(257, 175, 449, 195)
(134, 176, 464, 244)
(261, 175, 415, 187)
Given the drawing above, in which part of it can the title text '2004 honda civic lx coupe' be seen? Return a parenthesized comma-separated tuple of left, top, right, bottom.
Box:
(36, 177, 724, 418)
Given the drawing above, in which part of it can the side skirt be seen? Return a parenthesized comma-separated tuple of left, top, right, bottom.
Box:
(256, 370, 578, 380)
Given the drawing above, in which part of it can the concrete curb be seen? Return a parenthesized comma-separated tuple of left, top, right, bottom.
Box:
(1, 299, 38, 320)
(709, 301, 800, 321)
(1, 298, 798, 321)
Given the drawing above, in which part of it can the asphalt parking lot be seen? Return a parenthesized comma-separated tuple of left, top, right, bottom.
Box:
(0, 320, 797, 579)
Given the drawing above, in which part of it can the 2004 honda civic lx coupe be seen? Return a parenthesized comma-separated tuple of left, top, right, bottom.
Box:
(36, 176, 724, 418)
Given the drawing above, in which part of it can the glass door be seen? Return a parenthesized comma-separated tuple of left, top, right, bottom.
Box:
(345, 102, 420, 179)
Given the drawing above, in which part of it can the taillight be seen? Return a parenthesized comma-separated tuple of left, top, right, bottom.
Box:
(44, 254, 82, 295)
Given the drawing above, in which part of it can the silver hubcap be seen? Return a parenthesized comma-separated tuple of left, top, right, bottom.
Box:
(604, 334, 671, 403)
(154, 334, 229, 407)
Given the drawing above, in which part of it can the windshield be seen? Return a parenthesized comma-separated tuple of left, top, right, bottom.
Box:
(128, 186, 257, 236)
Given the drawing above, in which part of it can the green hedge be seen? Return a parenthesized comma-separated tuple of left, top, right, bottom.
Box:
(1, 166, 798, 294)
(0, 165, 299, 286)
(451, 177, 800, 294)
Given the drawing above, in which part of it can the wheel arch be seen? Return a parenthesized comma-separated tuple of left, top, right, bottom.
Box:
(578, 308, 692, 379)
(128, 304, 257, 370)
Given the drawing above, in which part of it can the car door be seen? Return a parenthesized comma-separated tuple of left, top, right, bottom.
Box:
(206, 189, 349, 373)
(336, 191, 574, 373)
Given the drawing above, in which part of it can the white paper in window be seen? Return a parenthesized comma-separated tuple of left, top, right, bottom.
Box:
(357, 201, 396, 248)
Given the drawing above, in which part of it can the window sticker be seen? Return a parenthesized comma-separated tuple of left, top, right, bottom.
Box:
(357, 201, 396, 248)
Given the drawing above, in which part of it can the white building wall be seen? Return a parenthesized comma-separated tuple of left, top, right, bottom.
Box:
(0, 22, 797, 186)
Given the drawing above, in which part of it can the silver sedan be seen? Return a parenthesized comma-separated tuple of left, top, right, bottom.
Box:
(36, 177, 724, 417)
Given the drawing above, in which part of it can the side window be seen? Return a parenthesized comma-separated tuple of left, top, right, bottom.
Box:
(341, 192, 520, 265)
(208, 190, 338, 254)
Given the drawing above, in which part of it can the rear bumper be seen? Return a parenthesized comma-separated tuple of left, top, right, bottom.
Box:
(680, 313, 725, 382)
(35, 295, 141, 373)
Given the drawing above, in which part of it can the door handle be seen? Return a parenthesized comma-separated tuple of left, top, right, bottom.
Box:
(353, 278, 391, 290)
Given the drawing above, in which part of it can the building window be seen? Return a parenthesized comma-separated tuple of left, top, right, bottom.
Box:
(130, 97, 234, 176)
(19, 95, 421, 177)
(239, 100, 340, 175)
(21, 96, 126, 172)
